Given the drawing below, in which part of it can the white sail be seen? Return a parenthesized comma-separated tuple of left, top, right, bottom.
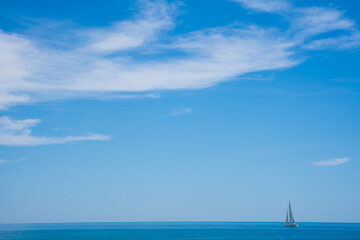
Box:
(289, 202, 295, 223)
(285, 210, 289, 225)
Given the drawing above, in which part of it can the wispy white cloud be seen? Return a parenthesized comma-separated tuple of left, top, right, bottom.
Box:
(95, 93, 160, 100)
(0, 116, 110, 146)
(171, 107, 192, 116)
(232, 0, 291, 13)
(0, 0, 359, 109)
(86, 0, 178, 53)
(232, 1, 359, 50)
(0, 30, 39, 109)
(0, 157, 27, 165)
(304, 32, 360, 50)
(292, 7, 355, 38)
(0, 159, 8, 164)
(313, 157, 350, 167)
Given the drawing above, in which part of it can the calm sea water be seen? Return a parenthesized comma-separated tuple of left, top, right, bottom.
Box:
(0, 222, 359, 240)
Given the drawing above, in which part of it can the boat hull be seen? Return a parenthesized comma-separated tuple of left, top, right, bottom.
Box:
(285, 223, 299, 227)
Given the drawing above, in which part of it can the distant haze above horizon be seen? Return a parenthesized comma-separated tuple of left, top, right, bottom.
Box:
(0, 0, 359, 224)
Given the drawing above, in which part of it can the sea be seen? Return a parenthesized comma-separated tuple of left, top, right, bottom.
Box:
(0, 222, 359, 240)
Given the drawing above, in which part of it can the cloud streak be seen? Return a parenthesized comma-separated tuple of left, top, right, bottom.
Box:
(0, 116, 110, 146)
(292, 7, 355, 38)
(171, 107, 192, 116)
(0, 157, 27, 165)
(0, 0, 359, 109)
(86, 0, 178, 53)
(232, 0, 291, 13)
(313, 157, 350, 167)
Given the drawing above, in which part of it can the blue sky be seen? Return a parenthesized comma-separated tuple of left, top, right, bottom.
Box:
(0, 0, 359, 223)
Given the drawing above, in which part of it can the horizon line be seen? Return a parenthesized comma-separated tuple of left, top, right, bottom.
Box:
(1, 220, 360, 225)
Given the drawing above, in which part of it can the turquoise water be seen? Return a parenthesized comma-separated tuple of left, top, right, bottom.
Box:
(0, 222, 359, 240)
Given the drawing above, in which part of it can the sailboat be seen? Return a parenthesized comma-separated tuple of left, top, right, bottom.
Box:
(285, 201, 299, 227)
